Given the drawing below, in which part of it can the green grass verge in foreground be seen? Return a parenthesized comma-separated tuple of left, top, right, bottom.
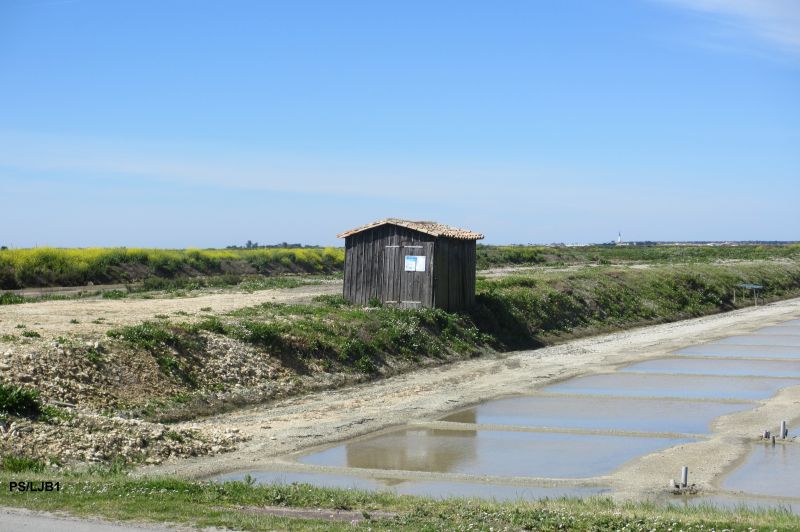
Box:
(0, 471, 798, 531)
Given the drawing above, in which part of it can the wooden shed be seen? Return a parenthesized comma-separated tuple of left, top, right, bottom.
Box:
(337, 218, 484, 311)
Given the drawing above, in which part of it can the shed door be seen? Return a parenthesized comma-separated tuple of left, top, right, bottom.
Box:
(383, 243, 432, 307)
(382, 245, 402, 303)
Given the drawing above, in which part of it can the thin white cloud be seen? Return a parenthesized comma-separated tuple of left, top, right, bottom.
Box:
(0, 130, 571, 202)
(656, 0, 800, 56)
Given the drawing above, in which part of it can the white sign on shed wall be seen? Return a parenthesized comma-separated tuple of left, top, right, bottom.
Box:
(404, 255, 427, 272)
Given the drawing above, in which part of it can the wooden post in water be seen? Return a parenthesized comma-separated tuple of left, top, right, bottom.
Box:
(681, 466, 689, 488)
(781, 420, 787, 439)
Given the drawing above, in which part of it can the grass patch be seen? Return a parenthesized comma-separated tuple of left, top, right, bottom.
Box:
(211, 300, 491, 374)
(0, 470, 798, 531)
(21, 330, 41, 338)
(0, 292, 25, 305)
(471, 262, 800, 347)
(84, 347, 104, 364)
(1, 456, 45, 473)
(164, 430, 185, 443)
(476, 243, 800, 269)
(107, 322, 200, 384)
(101, 289, 127, 299)
(38, 405, 76, 423)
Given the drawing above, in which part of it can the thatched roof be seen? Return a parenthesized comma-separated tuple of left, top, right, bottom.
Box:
(337, 218, 484, 240)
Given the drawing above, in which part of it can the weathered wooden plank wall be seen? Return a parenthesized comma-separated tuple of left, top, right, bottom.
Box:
(431, 238, 476, 311)
(343, 225, 436, 307)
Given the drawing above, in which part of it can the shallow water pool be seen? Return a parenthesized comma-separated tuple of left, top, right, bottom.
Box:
(298, 428, 693, 479)
(543, 373, 800, 400)
(441, 395, 747, 434)
(622, 358, 800, 378)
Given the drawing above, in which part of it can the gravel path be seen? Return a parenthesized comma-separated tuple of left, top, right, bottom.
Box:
(0, 282, 341, 337)
(0, 506, 215, 532)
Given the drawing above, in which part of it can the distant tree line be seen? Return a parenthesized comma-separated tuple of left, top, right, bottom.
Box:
(226, 240, 322, 250)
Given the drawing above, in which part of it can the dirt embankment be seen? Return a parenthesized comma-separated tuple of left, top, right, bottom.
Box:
(0, 283, 340, 466)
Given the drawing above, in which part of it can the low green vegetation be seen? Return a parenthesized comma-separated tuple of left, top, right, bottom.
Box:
(0, 383, 42, 418)
(476, 243, 800, 269)
(0, 292, 76, 306)
(0, 292, 25, 304)
(0, 470, 797, 531)
(1, 455, 45, 473)
(472, 261, 800, 347)
(108, 295, 490, 378)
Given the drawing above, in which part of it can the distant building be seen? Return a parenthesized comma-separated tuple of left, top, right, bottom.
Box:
(337, 219, 484, 310)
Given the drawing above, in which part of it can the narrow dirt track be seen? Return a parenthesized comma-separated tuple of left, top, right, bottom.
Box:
(0, 283, 341, 337)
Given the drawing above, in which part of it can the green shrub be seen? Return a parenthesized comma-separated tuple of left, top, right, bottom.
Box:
(0, 383, 42, 417)
(39, 405, 75, 423)
(101, 289, 127, 299)
(313, 294, 351, 307)
(107, 322, 181, 351)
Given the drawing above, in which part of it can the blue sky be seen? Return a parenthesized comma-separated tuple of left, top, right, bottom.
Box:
(1, 0, 798, 247)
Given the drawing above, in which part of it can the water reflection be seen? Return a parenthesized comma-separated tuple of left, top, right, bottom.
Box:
(345, 428, 477, 473)
(723, 443, 800, 498)
(299, 428, 693, 478)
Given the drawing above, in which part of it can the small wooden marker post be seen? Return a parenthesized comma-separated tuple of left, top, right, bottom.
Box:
(781, 420, 787, 439)
(681, 466, 689, 488)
